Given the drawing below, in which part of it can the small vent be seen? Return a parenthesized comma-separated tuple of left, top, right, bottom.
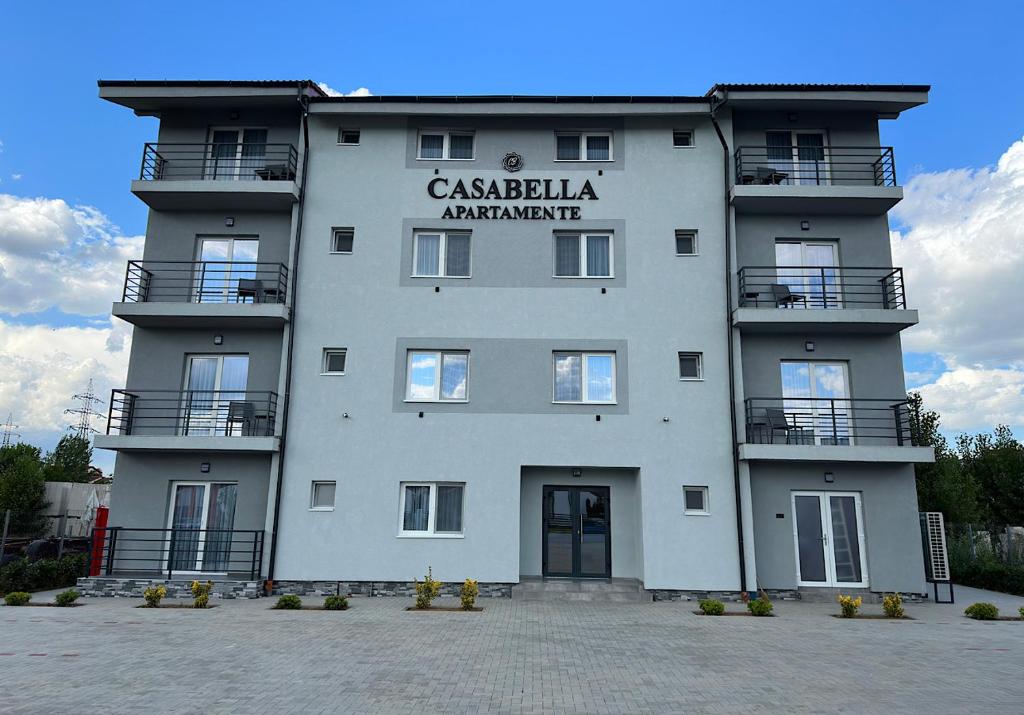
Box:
(923, 512, 950, 582)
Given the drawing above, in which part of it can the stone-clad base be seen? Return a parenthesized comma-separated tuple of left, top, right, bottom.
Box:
(648, 588, 928, 604)
(649, 589, 802, 603)
(271, 580, 514, 598)
(76, 577, 262, 599)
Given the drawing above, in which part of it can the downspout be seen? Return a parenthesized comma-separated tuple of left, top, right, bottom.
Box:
(709, 91, 748, 595)
(266, 85, 312, 583)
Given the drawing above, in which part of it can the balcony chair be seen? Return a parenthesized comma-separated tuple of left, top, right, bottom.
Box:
(226, 400, 256, 436)
(756, 166, 789, 185)
(235, 279, 264, 304)
(771, 283, 807, 309)
(764, 408, 801, 444)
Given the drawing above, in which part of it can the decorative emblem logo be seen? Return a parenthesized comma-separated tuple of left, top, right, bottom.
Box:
(502, 152, 524, 172)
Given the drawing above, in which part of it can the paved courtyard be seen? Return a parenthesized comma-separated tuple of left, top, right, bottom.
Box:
(1, 585, 1022, 714)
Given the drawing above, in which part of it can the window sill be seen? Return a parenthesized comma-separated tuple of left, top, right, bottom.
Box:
(410, 275, 472, 279)
(552, 401, 618, 406)
(415, 157, 475, 162)
(397, 532, 465, 539)
(403, 399, 470, 404)
(320, 372, 346, 376)
(552, 275, 615, 280)
(330, 251, 353, 255)
(684, 511, 711, 516)
(553, 159, 614, 163)
(678, 377, 704, 382)
(675, 253, 699, 258)
(336, 143, 360, 147)
(309, 507, 335, 512)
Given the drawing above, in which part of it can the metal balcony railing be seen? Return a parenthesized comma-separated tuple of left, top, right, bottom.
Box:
(107, 390, 278, 437)
(88, 527, 265, 579)
(738, 266, 906, 310)
(735, 146, 896, 187)
(122, 261, 288, 304)
(744, 397, 913, 447)
(140, 142, 298, 182)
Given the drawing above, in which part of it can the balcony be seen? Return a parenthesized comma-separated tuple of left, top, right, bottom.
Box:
(734, 266, 918, 333)
(86, 527, 264, 580)
(111, 261, 289, 328)
(131, 142, 300, 210)
(740, 397, 935, 463)
(93, 389, 280, 453)
(731, 146, 901, 215)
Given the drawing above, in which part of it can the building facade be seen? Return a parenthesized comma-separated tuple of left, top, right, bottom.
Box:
(91, 80, 934, 598)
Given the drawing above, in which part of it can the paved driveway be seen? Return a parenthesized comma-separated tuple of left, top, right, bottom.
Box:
(1, 586, 1022, 714)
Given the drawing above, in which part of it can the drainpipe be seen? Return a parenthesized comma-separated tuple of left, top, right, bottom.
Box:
(266, 85, 312, 583)
(709, 91, 749, 595)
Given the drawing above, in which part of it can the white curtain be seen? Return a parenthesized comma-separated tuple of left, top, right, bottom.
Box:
(556, 135, 579, 160)
(586, 235, 610, 277)
(415, 234, 441, 276)
(202, 483, 238, 571)
(420, 134, 443, 159)
(586, 135, 610, 161)
(403, 486, 430, 531)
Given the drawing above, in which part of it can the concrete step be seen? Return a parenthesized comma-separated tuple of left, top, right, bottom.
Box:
(512, 578, 651, 603)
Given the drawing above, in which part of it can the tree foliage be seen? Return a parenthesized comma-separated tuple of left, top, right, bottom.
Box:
(43, 435, 93, 483)
(0, 447, 50, 536)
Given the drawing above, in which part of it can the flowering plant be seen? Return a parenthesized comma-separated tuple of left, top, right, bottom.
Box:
(838, 594, 862, 618)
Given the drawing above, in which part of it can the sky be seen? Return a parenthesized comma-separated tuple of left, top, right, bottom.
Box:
(1, 0, 1023, 472)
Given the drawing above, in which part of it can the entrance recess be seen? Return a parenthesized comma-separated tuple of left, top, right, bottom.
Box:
(792, 491, 868, 587)
(542, 486, 611, 578)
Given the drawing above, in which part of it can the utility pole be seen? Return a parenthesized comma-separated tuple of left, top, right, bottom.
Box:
(64, 379, 105, 439)
(0, 413, 19, 448)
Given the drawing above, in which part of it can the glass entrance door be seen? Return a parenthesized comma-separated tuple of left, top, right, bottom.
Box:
(181, 355, 250, 436)
(166, 482, 238, 573)
(792, 491, 867, 587)
(206, 128, 267, 180)
(542, 486, 611, 578)
(781, 361, 851, 445)
(194, 237, 259, 303)
(775, 241, 841, 309)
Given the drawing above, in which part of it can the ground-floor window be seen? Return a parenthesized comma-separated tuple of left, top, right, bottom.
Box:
(399, 482, 464, 536)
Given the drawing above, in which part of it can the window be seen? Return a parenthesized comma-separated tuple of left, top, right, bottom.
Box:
(337, 129, 360, 145)
(683, 486, 709, 515)
(678, 352, 703, 380)
(673, 130, 694, 148)
(553, 352, 616, 403)
(399, 482, 465, 536)
(310, 481, 336, 510)
(555, 132, 613, 161)
(417, 130, 475, 160)
(675, 230, 698, 256)
(322, 349, 347, 375)
(406, 351, 469, 402)
(413, 231, 471, 277)
(554, 233, 613, 278)
(331, 228, 354, 254)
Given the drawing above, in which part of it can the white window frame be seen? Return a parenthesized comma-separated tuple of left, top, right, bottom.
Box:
(553, 232, 614, 278)
(765, 129, 831, 185)
(672, 129, 695, 148)
(683, 486, 709, 515)
(678, 352, 704, 381)
(397, 481, 465, 538)
(552, 351, 617, 404)
(337, 128, 361, 145)
(163, 480, 238, 574)
(791, 491, 868, 588)
(330, 227, 354, 254)
(309, 481, 337, 511)
(416, 129, 475, 160)
(321, 349, 347, 375)
(554, 131, 614, 162)
(412, 231, 472, 278)
(405, 350, 470, 402)
(674, 230, 698, 256)
(205, 127, 269, 180)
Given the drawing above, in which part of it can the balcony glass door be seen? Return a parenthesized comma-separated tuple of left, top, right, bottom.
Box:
(542, 486, 611, 578)
(765, 131, 829, 186)
(194, 237, 259, 303)
(182, 355, 249, 436)
(206, 128, 267, 180)
(781, 361, 851, 445)
(792, 491, 867, 587)
(775, 241, 841, 309)
(167, 482, 238, 573)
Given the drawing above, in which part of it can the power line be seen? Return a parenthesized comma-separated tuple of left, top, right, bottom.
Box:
(0, 413, 20, 448)
(64, 379, 106, 439)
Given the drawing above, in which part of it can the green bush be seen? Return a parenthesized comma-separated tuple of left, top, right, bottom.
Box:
(191, 580, 213, 609)
(414, 566, 442, 610)
(459, 579, 479, 611)
(1019, 606, 1024, 619)
(882, 593, 905, 619)
(274, 594, 302, 610)
(0, 553, 86, 595)
(5, 591, 31, 606)
(953, 560, 1024, 597)
(964, 602, 999, 620)
(142, 584, 167, 608)
(698, 599, 725, 615)
(55, 589, 80, 607)
(323, 594, 348, 610)
(747, 596, 773, 617)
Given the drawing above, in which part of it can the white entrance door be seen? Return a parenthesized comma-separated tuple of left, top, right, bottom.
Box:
(181, 355, 250, 436)
(792, 491, 868, 587)
(206, 128, 268, 180)
(780, 361, 851, 445)
(775, 241, 841, 309)
(166, 482, 238, 573)
(193, 237, 259, 303)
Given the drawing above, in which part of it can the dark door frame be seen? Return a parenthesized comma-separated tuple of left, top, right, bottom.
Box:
(541, 485, 612, 578)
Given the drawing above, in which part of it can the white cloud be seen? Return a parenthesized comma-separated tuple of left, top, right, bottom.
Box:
(317, 82, 372, 98)
(916, 366, 1024, 432)
(0, 194, 143, 315)
(11, 174, 21, 180)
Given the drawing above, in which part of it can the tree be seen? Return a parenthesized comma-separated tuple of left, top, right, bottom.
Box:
(0, 453, 50, 536)
(42, 434, 93, 483)
(957, 425, 1024, 526)
(0, 442, 42, 473)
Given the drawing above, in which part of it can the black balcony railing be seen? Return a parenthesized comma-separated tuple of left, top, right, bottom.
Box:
(107, 390, 278, 437)
(738, 266, 906, 310)
(88, 527, 264, 580)
(744, 397, 913, 447)
(123, 261, 288, 304)
(735, 146, 896, 187)
(140, 142, 298, 182)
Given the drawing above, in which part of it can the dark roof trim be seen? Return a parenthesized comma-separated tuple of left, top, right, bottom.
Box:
(310, 94, 708, 104)
(97, 79, 327, 96)
(706, 83, 930, 95)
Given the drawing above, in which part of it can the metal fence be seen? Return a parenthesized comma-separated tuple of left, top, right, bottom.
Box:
(738, 266, 906, 310)
(735, 145, 896, 187)
(744, 397, 913, 447)
(140, 142, 298, 182)
(123, 260, 288, 304)
(88, 527, 265, 580)
(107, 389, 278, 437)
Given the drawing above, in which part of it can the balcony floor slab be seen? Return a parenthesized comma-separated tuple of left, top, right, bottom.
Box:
(739, 443, 935, 464)
(94, 435, 280, 453)
(731, 184, 902, 215)
(112, 301, 289, 328)
(131, 179, 299, 211)
(733, 307, 918, 334)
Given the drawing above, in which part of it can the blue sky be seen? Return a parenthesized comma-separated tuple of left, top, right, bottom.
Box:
(1, 0, 1023, 470)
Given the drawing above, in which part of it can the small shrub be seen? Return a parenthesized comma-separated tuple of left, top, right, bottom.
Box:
(191, 580, 213, 609)
(882, 593, 905, 619)
(323, 594, 348, 610)
(55, 589, 80, 607)
(838, 594, 862, 618)
(5, 591, 31, 606)
(142, 584, 167, 608)
(747, 595, 773, 617)
(964, 602, 999, 620)
(698, 598, 725, 615)
(414, 566, 442, 610)
(274, 594, 302, 610)
(460, 579, 479, 610)
(1019, 606, 1024, 619)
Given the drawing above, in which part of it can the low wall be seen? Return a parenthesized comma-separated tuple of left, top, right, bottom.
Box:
(76, 577, 262, 599)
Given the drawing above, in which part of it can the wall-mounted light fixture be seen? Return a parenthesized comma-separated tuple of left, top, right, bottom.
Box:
(214, 335, 223, 346)
(571, 468, 582, 478)
(800, 220, 810, 231)
(824, 471, 835, 483)
(225, 217, 235, 227)
(804, 340, 815, 352)
(200, 462, 211, 473)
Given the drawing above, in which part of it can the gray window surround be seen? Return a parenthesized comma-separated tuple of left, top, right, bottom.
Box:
(416, 129, 476, 161)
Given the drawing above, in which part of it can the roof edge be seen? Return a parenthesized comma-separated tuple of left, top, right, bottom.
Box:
(706, 83, 931, 96)
(97, 79, 327, 97)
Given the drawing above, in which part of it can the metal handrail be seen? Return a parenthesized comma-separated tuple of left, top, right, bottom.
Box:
(140, 142, 298, 182)
(122, 261, 288, 304)
(734, 145, 896, 187)
(107, 389, 279, 437)
(88, 526, 265, 580)
(744, 397, 913, 447)
(738, 266, 906, 309)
